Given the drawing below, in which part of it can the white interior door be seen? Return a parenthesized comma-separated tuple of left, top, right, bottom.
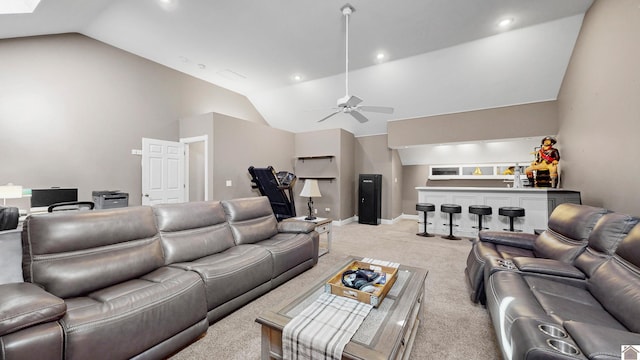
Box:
(142, 138, 185, 205)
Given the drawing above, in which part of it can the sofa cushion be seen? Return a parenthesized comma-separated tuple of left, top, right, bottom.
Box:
(22, 207, 164, 298)
(222, 197, 278, 245)
(153, 201, 236, 264)
(61, 267, 207, 360)
(565, 321, 640, 360)
(588, 223, 640, 333)
(0, 282, 66, 336)
(574, 212, 639, 277)
(256, 232, 315, 278)
(0, 229, 23, 284)
(523, 275, 626, 330)
(533, 203, 607, 261)
(170, 244, 273, 310)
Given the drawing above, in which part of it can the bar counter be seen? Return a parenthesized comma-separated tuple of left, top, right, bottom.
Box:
(415, 187, 581, 237)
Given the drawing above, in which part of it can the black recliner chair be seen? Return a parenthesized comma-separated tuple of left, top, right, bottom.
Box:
(0, 206, 19, 230)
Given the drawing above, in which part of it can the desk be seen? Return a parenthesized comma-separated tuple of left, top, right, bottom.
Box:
(288, 217, 332, 256)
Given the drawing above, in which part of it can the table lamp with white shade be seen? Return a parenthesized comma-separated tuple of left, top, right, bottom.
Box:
(0, 184, 23, 206)
(299, 179, 322, 220)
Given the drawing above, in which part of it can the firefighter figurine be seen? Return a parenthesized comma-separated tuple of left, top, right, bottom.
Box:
(525, 136, 560, 187)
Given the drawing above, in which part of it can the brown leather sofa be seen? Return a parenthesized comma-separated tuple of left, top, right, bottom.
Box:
(465, 203, 640, 359)
(0, 196, 318, 360)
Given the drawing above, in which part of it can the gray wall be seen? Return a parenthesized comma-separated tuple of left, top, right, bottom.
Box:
(388, 101, 558, 148)
(180, 112, 295, 202)
(294, 129, 346, 220)
(213, 114, 294, 201)
(557, 0, 640, 216)
(355, 135, 398, 221)
(0, 33, 265, 206)
(340, 129, 356, 221)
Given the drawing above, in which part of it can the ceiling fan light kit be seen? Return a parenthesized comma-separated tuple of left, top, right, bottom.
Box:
(318, 3, 394, 123)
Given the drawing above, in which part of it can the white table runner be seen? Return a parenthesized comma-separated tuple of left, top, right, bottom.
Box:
(283, 292, 373, 360)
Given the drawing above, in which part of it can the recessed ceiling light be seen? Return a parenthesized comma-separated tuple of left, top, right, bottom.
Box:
(158, 0, 177, 11)
(498, 18, 514, 28)
(376, 53, 385, 60)
(292, 74, 303, 82)
(0, 0, 41, 15)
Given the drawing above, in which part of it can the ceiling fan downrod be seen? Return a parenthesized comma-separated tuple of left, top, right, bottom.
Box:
(341, 4, 354, 98)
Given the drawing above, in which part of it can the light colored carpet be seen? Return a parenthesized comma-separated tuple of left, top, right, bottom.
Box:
(171, 219, 500, 359)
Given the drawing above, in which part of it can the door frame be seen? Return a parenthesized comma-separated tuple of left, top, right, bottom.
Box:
(180, 135, 209, 201)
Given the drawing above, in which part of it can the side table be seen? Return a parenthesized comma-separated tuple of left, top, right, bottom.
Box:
(288, 216, 332, 257)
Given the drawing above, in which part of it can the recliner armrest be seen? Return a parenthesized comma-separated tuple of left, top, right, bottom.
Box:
(0, 283, 66, 336)
(478, 230, 537, 250)
(565, 320, 640, 360)
(277, 220, 316, 234)
(512, 257, 586, 279)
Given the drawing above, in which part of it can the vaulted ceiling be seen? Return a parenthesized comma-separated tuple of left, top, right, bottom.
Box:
(0, 0, 593, 137)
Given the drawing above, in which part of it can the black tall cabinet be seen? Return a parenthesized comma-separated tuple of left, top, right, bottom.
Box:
(358, 174, 382, 225)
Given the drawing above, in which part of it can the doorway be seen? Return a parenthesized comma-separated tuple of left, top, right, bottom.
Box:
(181, 135, 209, 201)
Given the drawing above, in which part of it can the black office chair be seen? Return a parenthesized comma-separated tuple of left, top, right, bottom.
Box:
(47, 201, 95, 212)
(0, 206, 19, 230)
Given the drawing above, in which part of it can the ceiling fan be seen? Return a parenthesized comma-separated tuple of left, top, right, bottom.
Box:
(318, 4, 394, 123)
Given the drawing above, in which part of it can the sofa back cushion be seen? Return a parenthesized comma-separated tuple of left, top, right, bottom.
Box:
(221, 197, 278, 245)
(22, 206, 163, 298)
(533, 203, 607, 261)
(588, 223, 640, 332)
(575, 213, 639, 277)
(153, 201, 235, 264)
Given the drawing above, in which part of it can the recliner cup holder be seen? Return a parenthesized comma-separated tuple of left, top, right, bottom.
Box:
(547, 339, 580, 356)
(538, 324, 567, 338)
(496, 259, 515, 269)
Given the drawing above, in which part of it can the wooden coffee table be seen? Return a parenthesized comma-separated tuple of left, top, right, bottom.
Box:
(255, 258, 428, 360)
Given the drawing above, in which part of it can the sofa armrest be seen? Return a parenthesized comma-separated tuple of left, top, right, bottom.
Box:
(478, 230, 537, 250)
(277, 220, 316, 234)
(0, 283, 66, 336)
(565, 321, 640, 360)
(512, 257, 586, 279)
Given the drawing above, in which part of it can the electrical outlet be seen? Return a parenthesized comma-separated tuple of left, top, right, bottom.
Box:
(225, 180, 232, 187)
(314, 208, 318, 214)
(325, 208, 330, 212)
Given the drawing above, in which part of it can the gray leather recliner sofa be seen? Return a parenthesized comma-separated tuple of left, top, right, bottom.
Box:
(0, 196, 318, 360)
(465, 203, 609, 304)
(465, 203, 640, 359)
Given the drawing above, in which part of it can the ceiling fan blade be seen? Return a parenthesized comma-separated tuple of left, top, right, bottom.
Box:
(318, 110, 341, 122)
(345, 95, 363, 108)
(349, 111, 369, 123)
(358, 105, 394, 114)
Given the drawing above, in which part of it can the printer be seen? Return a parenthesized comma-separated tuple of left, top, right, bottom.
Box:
(92, 191, 129, 209)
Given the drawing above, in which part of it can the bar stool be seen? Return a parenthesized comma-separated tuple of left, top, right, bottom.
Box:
(499, 206, 525, 232)
(416, 203, 435, 237)
(469, 205, 492, 232)
(441, 204, 462, 240)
